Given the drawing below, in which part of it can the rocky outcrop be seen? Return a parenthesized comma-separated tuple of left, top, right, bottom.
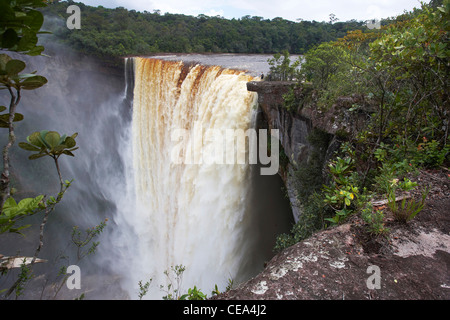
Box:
(248, 81, 377, 222)
(219, 81, 450, 300)
(249, 81, 311, 222)
(214, 196, 450, 300)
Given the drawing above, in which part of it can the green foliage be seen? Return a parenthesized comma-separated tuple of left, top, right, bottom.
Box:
(274, 192, 326, 251)
(0, 195, 44, 234)
(180, 286, 207, 300)
(386, 178, 429, 223)
(138, 279, 152, 300)
(0, 53, 48, 91)
(0, 106, 24, 128)
(300, 42, 348, 89)
(413, 137, 450, 168)
(361, 203, 389, 236)
(40, 1, 367, 63)
(0, 0, 87, 300)
(19, 130, 78, 160)
(267, 51, 301, 81)
(160, 264, 186, 300)
(14, 259, 33, 298)
(368, 1, 449, 145)
(322, 143, 360, 224)
(0, 0, 48, 56)
(71, 219, 108, 260)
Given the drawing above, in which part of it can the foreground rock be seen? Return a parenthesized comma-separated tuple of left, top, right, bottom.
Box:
(214, 195, 450, 300)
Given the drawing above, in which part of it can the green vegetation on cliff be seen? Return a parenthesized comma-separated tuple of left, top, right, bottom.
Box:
(275, 0, 449, 251)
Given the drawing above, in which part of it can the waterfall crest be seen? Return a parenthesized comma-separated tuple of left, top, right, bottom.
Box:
(127, 57, 259, 298)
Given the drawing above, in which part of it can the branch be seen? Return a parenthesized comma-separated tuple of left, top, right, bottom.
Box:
(0, 86, 21, 210)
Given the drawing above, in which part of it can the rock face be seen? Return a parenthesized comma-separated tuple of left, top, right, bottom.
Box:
(214, 197, 450, 300)
(214, 81, 450, 300)
(248, 81, 313, 222)
(248, 81, 373, 222)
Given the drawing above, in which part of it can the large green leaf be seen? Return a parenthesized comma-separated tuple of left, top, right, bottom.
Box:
(0, 0, 48, 55)
(18, 142, 41, 152)
(5, 59, 26, 76)
(1, 195, 44, 234)
(20, 75, 47, 90)
(24, 10, 44, 32)
(27, 131, 45, 148)
(44, 131, 61, 148)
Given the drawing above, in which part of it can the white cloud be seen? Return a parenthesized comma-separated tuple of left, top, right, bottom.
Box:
(78, 0, 423, 21)
(204, 9, 225, 17)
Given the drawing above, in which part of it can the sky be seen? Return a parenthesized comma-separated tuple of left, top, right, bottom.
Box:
(77, 0, 424, 22)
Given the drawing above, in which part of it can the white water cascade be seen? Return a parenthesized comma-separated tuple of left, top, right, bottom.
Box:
(116, 57, 267, 299)
(0, 49, 293, 300)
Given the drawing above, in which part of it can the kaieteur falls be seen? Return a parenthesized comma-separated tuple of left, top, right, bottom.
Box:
(121, 57, 280, 299)
(1, 53, 292, 300)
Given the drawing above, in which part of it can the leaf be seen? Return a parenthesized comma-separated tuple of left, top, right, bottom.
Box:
(1, 28, 19, 48)
(3, 196, 17, 210)
(64, 136, 76, 148)
(18, 142, 41, 152)
(0, 113, 24, 127)
(20, 75, 47, 90)
(53, 145, 66, 153)
(27, 131, 44, 148)
(5, 59, 26, 75)
(25, 10, 44, 32)
(39, 130, 50, 148)
(0, 54, 12, 70)
(25, 45, 44, 56)
(17, 196, 42, 212)
(28, 153, 47, 160)
(44, 131, 61, 148)
(59, 134, 67, 145)
(62, 150, 75, 157)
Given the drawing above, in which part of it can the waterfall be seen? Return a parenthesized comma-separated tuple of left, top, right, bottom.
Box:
(116, 57, 263, 299)
(0, 51, 292, 300)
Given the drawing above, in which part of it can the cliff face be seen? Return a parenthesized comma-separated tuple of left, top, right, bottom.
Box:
(248, 81, 313, 222)
(214, 81, 450, 300)
(247, 80, 374, 222)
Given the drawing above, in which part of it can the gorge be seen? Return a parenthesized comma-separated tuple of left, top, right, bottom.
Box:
(0, 50, 295, 299)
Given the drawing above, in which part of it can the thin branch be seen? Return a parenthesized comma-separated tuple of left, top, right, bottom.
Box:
(0, 86, 21, 210)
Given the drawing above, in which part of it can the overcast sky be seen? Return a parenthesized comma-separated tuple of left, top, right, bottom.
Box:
(77, 0, 423, 22)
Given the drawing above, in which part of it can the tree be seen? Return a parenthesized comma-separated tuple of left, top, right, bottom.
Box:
(0, 0, 81, 298)
(267, 50, 301, 81)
